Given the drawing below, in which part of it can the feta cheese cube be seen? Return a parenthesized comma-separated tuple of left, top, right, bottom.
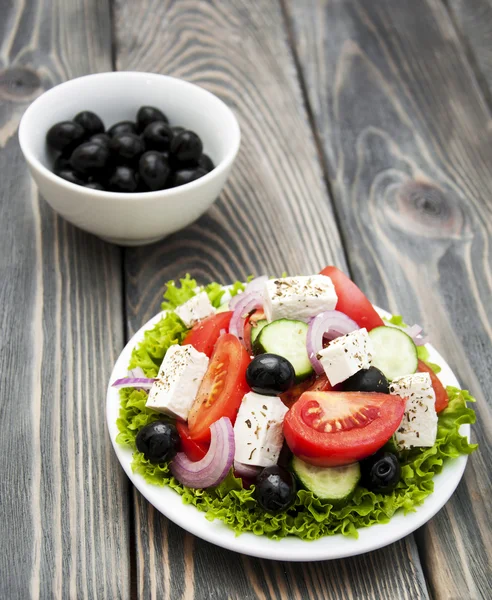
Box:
(390, 373, 437, 449)
(174, 292, 216, 328)
(318, 328, 373, 386)
(234, 392, 289, 467)
(263, 275, 338, 323)
(146, 344, 209, 420)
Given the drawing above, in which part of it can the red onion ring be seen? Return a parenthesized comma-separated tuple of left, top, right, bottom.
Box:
(229, 276, 268, 310)
(171, 417, 235, 488)
(388, 322, 427, 346)
(229, 291, 264, 346)
(244, 275, 268, 294)
(307, 311, 359, 375)
(233, 460, 261, 479)
(112, 376, 156, 390)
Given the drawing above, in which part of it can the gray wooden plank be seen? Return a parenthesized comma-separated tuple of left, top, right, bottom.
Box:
(0, 1, 131, 598)
(285, 1, 492, 599)
(113, 0, 429, 598)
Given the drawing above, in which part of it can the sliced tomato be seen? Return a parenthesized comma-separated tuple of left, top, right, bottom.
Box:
(283, 391, 405, 466)
(182, 311, 233, 358)
(243, 309, 266, 354)
(176, 422, 209, 462)
(320, 266, 384, 331)
(280, 374, 334, 407)
(417, 360, 449, 413)
(188, 333, 251, 442)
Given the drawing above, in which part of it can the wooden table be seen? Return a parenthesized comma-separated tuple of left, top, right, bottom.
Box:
(1, 1, 491, 598)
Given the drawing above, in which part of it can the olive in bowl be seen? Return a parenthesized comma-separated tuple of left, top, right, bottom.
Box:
(18, 71, 240, 245)
(246, 354, 295, 396)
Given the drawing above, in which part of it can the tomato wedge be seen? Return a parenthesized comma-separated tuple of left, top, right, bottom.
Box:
(182, 312, 233, 358)
(280, 373, 334, 407)
(283, 391, 405, 466)
(176, 422, 209, 462)
(320, 266, 384, 331)
(188, 333, 251, 442)
(417, 360, 449, 413)
(243, 309, 266, 354)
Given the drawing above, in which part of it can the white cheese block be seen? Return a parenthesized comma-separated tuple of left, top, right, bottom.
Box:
(318, 328, 374, 386)
(390, 373, 437, 449)
(263, 275, 338, 323)
(146, 344, 209, 420)
(174, 291, 216, 327)
(234, 392, 289, 467)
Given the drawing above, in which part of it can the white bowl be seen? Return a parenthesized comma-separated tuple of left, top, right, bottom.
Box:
(18, 72, 240, 246)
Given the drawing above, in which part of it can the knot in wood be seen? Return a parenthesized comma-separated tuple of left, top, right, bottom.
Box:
(394, 180, 464, 239)
(0, 67, 41, 101)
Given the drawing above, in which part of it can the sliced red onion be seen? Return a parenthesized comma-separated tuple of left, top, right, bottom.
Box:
(171, 417, 234, 488)
(229, 291, 264, 346)
(387, 322, 428, 346)
(229, 276, 268, 310)
(129, 366, 146, 378)
(233, 460, 262, 479)
(245, 275, 268, 294)
(307, 311, 359, 375)
(112, 376, 156, 389)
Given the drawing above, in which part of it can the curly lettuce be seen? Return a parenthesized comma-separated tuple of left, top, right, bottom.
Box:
(117, 286, 478, 540)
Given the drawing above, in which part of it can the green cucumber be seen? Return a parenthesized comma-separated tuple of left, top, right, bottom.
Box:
(291, 456, 360, 504)
(253, 319, 313, 381)
(369, 326, 418, 380)
(250, 319, 268, 345)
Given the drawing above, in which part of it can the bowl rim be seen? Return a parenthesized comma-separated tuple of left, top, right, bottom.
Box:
(18, 71, 241, 200)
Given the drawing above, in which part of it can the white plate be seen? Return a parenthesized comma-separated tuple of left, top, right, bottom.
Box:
(106, 302, 470, 561)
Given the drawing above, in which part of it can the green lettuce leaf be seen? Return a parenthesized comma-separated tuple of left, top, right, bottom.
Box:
(117, 299, 478, 540)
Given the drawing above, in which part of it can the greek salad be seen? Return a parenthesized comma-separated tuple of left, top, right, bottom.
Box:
(114, 267, 477, 540)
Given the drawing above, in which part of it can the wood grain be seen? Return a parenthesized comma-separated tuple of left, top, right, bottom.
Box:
(286, 1, 492, 598)
(0, 1, 130, 598)
(114, 1, 429, 598)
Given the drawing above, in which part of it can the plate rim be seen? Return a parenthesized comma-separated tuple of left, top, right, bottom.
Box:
(106, 298, 470, 561)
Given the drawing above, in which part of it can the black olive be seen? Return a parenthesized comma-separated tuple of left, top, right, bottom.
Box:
(90, 133, 112, 148)
(107, 165, 139, 192)
(53, 152, 72, 173)
(139, 151, 171, 191)
(172, 167, 207, 187)
(255, 466, 296, 514)
(360, 452, 401, 493)
(70, 142, 111, 174)
(46, 121, 85, 152)
(198, 153, 215, 173)
(110, 133, 146, 164)
(142, 121, 174, 152)
(135, 421, 180, 464)
(107, 120, 137, 137)
(246, 354, 295, 396)
(73, 111, 105, 136)
(84, 181, 105, 190)
(343, 367, 390, 394)
(136, 106, 169, 132)
(170, 130, 203, 162)
(56, 168, 86, 185)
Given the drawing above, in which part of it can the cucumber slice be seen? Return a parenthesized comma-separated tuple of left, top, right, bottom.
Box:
(250, 319, 268, 345)
(292, 456, 360, 504)
(253, 319, 313, 381)
(369, 326, 418, 380)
